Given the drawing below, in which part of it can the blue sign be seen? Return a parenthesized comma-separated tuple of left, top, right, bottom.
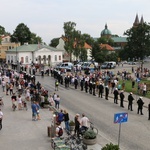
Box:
(136, 78, 141, 82)
(114, 112, 128, 124)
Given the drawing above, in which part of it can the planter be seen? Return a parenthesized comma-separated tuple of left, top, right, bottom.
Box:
(69, 125, 75, 131)
(83, 137, 97, 145)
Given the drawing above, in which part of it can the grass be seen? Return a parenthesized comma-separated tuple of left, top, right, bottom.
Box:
(119, 78, 150, 99)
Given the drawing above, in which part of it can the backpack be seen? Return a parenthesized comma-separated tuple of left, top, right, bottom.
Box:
(58, 127, 63, 136)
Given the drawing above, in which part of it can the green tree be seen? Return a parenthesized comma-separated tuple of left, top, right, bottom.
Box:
(49, 38, 59, 47)
(0, 25, 6, 35)
(79, 48, 87, 61)
(97, 37, 114, 46)
(63, 21, 76, 62)
(124, 22, 150, 61)
(30, 33, 42, 44)
(11, 23, 32, 45)
(82, 33, 94, 46)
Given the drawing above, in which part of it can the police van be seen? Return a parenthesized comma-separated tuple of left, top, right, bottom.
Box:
(101, 61, 116, 69)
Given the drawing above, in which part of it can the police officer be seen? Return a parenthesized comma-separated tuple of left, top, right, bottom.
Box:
(137, 97, 144, 115)
(120, 90, 125, 107)
(105, 85, 109, 100)
(128, 92, 134, 111)
(113, 88, 119, 104)
(89, 81, 92, 94)
(99, 82, 104, 98)
(92, 81, 96, 96)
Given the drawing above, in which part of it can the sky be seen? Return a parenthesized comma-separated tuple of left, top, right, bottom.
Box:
(0, 0, 150, 44)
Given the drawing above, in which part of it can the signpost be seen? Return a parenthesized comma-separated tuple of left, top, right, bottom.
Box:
(114, 112, 128, 148)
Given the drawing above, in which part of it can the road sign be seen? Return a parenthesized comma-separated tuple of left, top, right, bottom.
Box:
(114, 112, 128, 124)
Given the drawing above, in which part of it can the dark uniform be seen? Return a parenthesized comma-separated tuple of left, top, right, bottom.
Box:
(148, 103, 150, 120)
(99, 83, 104, 98)
(137, 97, 144, 115)
(113, 88, 119, 104)
(120, 91, 125, 107)
(105, 85, 109, 100)
(128, 93, 134, 111)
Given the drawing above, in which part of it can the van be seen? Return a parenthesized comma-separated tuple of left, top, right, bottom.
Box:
(59, 62, 73, 71)
(101, 61, 116, 69)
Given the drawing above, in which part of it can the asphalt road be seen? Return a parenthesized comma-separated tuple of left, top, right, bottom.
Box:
(37, 66, 150, 150)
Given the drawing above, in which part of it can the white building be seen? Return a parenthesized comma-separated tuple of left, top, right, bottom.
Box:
(56, 37, 92, 61)
(6, 43, 63, 67)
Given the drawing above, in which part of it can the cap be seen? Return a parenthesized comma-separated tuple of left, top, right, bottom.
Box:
(130, 92, 133, 94)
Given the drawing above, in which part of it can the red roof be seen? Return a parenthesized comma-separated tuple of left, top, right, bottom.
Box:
(100, 44, 114, 51)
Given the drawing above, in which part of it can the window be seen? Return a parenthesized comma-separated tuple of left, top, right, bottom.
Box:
(25, 56, 28, 63)
(59, 55, 61, 60)
(55, 55, 57, 61)
(21, 57, 24, 63)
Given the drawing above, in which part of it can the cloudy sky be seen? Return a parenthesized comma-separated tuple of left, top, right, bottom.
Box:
(1, 0, 149, 44)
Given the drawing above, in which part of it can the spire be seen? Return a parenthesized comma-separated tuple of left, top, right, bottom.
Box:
(105, 23, 108, 29)
(133, 14, 139, 27)
(140, 15, 144, 24)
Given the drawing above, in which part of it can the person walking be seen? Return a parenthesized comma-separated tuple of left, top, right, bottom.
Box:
(128, 92, 134, 111)
(36, 101, 41, 120)
(63, 110, 70, 132)
(55, 80, 59, 91)
(148, 103, 150, 120)
(55, 95, 60, 109)
(98, 82, 104, 98)
(120, 90, 125, 108)
(74, 114, 80, 137)
(105, 85, 109, 100)
(0, 108, 3, 130)
(31, 101, 37, 121)
(137, 97, 144, 115)
(113, 88, 119, 104)
(17, 95, 22, 110)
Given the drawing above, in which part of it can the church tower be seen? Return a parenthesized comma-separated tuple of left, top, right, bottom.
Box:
(133, 14, 139, 27)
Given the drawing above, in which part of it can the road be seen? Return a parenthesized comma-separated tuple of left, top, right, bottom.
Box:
(38, 65, 150, 150)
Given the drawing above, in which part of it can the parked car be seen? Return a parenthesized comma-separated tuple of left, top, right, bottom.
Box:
(128, 62, 137, 65)
(59, 62, 73, 71)
(101, 61, 116, 69)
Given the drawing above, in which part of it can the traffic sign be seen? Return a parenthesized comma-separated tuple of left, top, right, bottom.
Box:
(114, 112, 128, 124)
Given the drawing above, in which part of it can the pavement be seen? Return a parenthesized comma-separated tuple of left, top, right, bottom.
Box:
(0, 83, 102, 150)
(1, 68, 149, 150)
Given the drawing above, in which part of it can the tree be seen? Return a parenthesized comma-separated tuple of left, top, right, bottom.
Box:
(0, 25, 6, 35)
(124, 22, 150, 61)
(63, 21, 76, 62)
(49, 38, 59, 47)
(11, 23, 32, 45)
(30, 33, 42, 44)
(82, 33, 94, 46)
(97, 37, 114, 46)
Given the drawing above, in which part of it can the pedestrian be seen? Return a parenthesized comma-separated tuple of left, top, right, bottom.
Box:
(56, 122, 63, 137)
(48, 95, 55, 106)
(63, 110, 70, 132)
(80, 113, 89, 131)
(137, 97, 144, 115)
(0, 98, 4, 109)
(17, 95, 22, 110)
(31, 101, 37, 121)
(0, 108, 3, 130)
(55, 80, 59, 91)
(74, 114, 80, 137)
(57, 109, 64, 124)
(9, 83, 13, 95)
(98, 82, 104, 98)
(53, 92, 57, 105)
(6, 82, 10, 95)
(113, 88, 119, 104)
(74, 77, 78, 89)
(105, 85, 109, 100)
(148, 103, 150, 120)
(120, 90, 125, 108)
(128, 92, 134, 111)
(36, 101, 41, 120)
(55, 95, 60, 109)
(142, 83, 147, 96)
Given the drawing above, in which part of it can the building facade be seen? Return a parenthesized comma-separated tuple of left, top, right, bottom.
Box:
(6, 43, 63, 67)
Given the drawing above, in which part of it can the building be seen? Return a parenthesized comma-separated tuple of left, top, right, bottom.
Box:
(6, 43, 63, 67)
(0, 35, 20, 60)
(56, 37, 92, 61)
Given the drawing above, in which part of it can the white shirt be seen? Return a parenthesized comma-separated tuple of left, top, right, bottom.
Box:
(0, 111, 3, 119)
(80, 116, 89, 127)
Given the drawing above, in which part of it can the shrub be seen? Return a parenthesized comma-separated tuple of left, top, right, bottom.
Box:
(83, 129, 96, 139)
(69, 120, 75, 126)
(101, 143, 119, 150)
